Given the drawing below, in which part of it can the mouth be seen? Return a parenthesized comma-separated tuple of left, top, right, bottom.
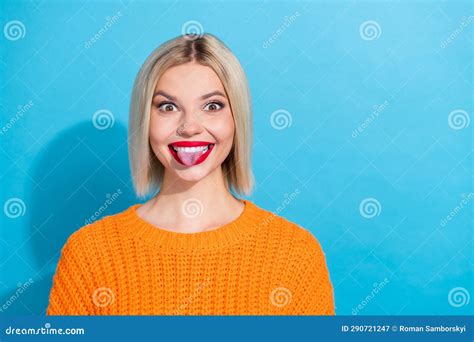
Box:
(168, 141, 215, 167)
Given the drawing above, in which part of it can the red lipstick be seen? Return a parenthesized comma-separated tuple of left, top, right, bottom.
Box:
(168, 141, 215, 166)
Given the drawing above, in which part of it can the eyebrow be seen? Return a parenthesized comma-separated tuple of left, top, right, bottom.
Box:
(199, 91, 226, 100)
(153, 91, 176, 101)
(153, 90, 226, 101)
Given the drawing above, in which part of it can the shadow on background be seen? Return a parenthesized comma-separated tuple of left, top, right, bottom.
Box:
(1, 120, 137, 314)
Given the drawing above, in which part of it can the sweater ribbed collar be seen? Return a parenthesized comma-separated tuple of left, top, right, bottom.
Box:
(118, 199, 263, 250)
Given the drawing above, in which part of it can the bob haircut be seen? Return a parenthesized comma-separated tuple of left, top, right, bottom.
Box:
(128, 33, 254, 198)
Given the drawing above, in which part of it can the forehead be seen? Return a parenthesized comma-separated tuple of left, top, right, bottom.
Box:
(154, 63, 225, 96)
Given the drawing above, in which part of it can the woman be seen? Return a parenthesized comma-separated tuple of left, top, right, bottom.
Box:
(47, 33, 335, 315)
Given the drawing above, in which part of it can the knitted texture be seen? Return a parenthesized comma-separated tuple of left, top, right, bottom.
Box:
(47, 200, 335, 315)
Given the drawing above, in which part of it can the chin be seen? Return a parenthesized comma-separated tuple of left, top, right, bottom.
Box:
(172, 167, 214, 182)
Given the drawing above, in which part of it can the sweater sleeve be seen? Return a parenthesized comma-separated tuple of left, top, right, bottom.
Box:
(46, 228, 96, 315)
(291, 229, 335, 315)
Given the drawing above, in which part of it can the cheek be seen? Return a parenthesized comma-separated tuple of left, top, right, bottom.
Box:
(149, 114, 175, 145)
(209, 114, 235, 146)
(204, 114, 235, 166)
(148, 115, 177, 164)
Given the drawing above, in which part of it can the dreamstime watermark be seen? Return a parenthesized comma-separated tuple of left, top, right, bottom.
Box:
(5, 323, 85, 336)
(352, 100, 389, 138)
(84, 189, 122, 225)
(181, 20, 204, 40)
(270, 109, 292, 130)
(92, 109, 115, 130)
(359, 20, 381, 41)
(0, 100, 34, 136)
(440, 16, 474, 49)
(276, 189, 300, 213)
(439, 192, 473, 228)
(3, 198, 26, 219)
(448, 109, 470, 130)
(351, 278, 390, 315)
(256, 189, 301, 228)
(92, 287, 115, 307)
(84, 11, 123, 49)
(175, 277, 213, 314)
(181, 198, 204, 218)
(359, 198, 381, 219)
(269, 286, 292, 308)
(448, 287, 470, 308)
(0, 278, 34, 313)
(262, 11, 301, 49)
(3, 20, 26, 41)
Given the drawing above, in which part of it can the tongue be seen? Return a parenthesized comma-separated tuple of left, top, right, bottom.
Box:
(177, 150, 203, 166)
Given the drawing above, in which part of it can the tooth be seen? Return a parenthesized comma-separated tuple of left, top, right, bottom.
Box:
(172, 145, 211, 153)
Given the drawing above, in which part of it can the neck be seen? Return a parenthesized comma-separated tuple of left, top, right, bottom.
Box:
(147, 167, 243, 232)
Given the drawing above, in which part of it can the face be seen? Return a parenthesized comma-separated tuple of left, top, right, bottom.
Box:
(149, 62, 235, 182)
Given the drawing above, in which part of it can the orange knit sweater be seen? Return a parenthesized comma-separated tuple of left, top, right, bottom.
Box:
(47, 200, 335, 315)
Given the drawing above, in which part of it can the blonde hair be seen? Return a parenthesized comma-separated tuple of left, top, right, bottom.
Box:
(128, 33, 254, 198)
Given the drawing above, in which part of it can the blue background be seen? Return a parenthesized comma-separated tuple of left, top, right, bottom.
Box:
(0, 0, 472, 316)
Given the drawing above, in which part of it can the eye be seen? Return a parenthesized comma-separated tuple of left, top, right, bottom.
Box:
(157, 102, 179, 112)
(203, 101, 224, 112)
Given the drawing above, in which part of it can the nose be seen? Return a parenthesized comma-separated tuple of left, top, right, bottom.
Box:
(176, 112, 203, 137)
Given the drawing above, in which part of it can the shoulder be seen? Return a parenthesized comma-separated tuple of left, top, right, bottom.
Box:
(61, 204, 136, 253)
(277, 215, 326, 259)
(249, 201, 326, 259)
(248, 201, 332, 300)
